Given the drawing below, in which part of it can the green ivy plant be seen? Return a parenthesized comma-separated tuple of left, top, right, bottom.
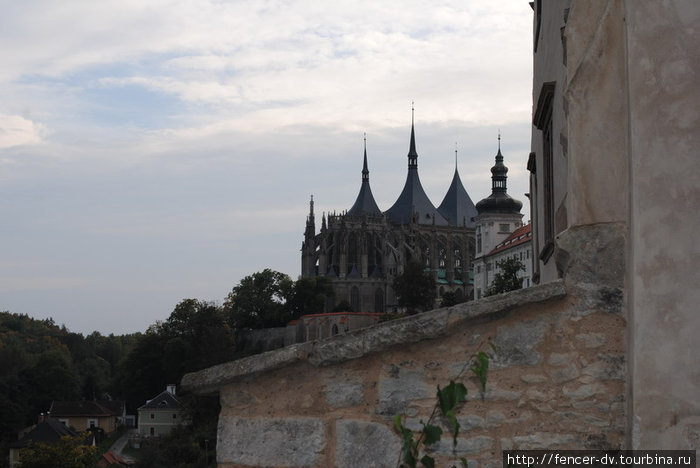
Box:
(393, 348, 490, 468)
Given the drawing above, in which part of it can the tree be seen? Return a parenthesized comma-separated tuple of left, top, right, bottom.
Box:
(117, 299, 236, 411)
(18, 435, 98, 468)
(485, 257, 526, 296)
(439, 290, 464, 308)
(286, 276, 334, 319)
(223, 269, 293, 329)
(392, 261, 436, 314)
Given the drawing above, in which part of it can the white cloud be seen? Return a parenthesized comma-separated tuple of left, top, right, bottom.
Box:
(0, 114, 45, 148)
(0, 1, 536, 334)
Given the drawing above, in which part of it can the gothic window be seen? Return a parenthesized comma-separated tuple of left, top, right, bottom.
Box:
(350, 287, 360, 312)
(375, 288, 384, 313)
(348, 232, 358, 269)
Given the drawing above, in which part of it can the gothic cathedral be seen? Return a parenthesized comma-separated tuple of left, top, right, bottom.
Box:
(301, 115, 480, 313)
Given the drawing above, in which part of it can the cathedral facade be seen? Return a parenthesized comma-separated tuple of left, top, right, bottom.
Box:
(301, 117, 478, 313)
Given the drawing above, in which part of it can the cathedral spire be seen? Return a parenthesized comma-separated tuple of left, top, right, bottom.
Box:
(408, 102, 418, 168)
(362, 133, 369, 181)
(347, 135, 382, 216)
(385, 108, 448, 226)
(455, 143, 458, 170)
(304, 194, 316, 237)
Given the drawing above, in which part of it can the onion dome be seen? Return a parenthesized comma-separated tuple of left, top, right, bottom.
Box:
(475, 136, 523, 214)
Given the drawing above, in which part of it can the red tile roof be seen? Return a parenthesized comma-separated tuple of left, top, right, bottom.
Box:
(486, 223, 532, 256)
(100, 450, 128, 466)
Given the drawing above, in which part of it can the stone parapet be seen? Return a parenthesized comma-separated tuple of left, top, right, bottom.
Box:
(181, 279, 566, 395)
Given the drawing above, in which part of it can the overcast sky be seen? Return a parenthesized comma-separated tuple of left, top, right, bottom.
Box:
(1, 1, 534, 335)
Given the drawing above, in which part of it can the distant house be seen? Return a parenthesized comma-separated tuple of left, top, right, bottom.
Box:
(49, 399, 124, 434)
(8, 416, 79, 468)
(137, 384, 186, 437)
(473, 223, 533, 298)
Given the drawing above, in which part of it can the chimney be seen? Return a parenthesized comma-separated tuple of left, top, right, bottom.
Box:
(166, 384, 176, 395)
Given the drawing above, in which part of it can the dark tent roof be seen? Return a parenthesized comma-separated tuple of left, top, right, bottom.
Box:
(384, 120, 448, 226)
(438, 164, 478, 227)
(10, 418, 77, 449)
(347, 141, 382, 216)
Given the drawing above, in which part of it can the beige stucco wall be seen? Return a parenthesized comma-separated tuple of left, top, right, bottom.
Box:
(565, 0, 629, 228)
(562, 0, 700, 449)
(622, 0, 700, 449)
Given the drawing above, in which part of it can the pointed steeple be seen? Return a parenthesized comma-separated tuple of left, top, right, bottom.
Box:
(476, 134, 523, 214)
(408, 101, 418, 168)
(304, 194, 316, 237)
(361, 133, 369, 181)
(385, 109, 448, 226)
(438, 146, 478, 227)
(347, 134, 382, 216)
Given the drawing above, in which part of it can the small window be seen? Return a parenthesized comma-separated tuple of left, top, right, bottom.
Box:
(150, 414, 154, 419)
(500, 224, 510, 233)
(173, 413, 177, 419)
(150, 427, 155, 436)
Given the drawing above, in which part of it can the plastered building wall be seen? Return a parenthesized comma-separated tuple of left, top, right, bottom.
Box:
(561, 0, 700, 449)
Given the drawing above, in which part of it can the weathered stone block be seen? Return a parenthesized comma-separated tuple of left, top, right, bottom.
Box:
(467, 386, 522, 402)
(513, 432, 579, 449)
(325, 380, 365, 408)
(582, 354, 625, 380)
(335, 419, 400, 468)
(377, 366, 431, 415)
(432, 436, 494, 455)
(521, 374, 548, 383)
(555, 223, 625, 289)
(548, 352, 577, 366)
(457, 414, 486, 431)
(562, 383, 606, 400)
(217, 417, 325, 466)
(491, 318, 549, 369)
(575, 333, 607, 348)
(548, 362, 580, 383)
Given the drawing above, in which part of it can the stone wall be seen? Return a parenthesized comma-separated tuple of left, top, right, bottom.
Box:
(183, 223, 626, 467)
